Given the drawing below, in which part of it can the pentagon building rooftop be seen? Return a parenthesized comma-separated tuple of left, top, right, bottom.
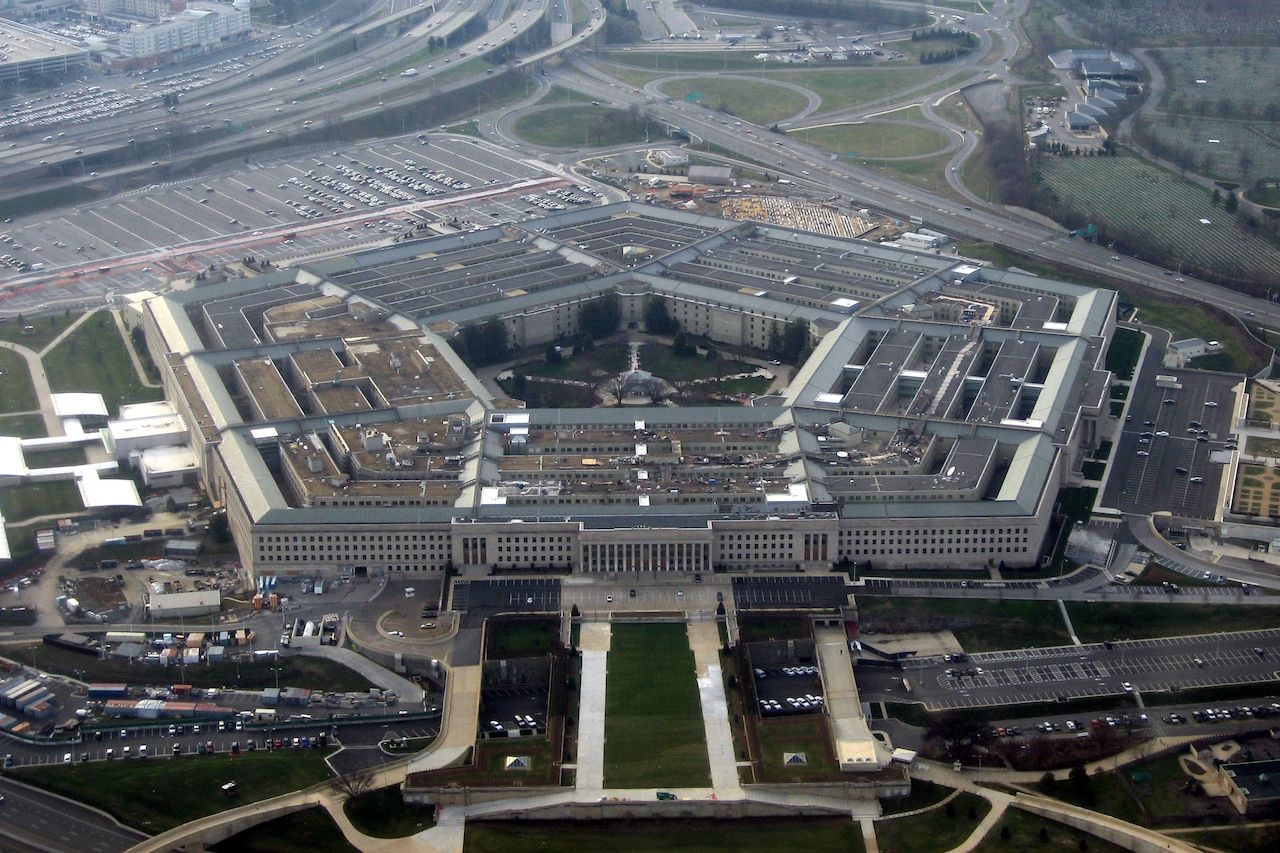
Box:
(133, 202, 1116, 578)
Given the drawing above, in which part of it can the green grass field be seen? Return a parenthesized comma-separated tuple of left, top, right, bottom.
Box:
(791, 121, 948, 158)
(16, 751, 334, 832)
(639, 344, 752, 382)
(343, 785, 436, 838)
(978, 806, 1127, 852)
(0, 413, 46, 438)
(524, 342, 630, 379)
(762, 68, 945, 115)
(1065, 602, 1280, 643)
(0, 481, 81, 522)
(513, 106, 667, 148)
(486, 617, 559, 659)
(539, 84, 591, 105)
(754, 716, 843, 782)
(600, 50, 781, 73)
(855, 598, 1070, 652)
(604, 623, 710, 788)
(1037, 155, 1280, 287)
(880, 779, 954, 816)
(464, 818, 865, 853)
(1037, 753, 1190, 822)
(657, 77, 808, 126)
(43, 313, 163, 407)
(0, 310, 84, 351)
(0, 347, 38, 414)
(212, 807, 357, 852)
(875, 792, 990, 853)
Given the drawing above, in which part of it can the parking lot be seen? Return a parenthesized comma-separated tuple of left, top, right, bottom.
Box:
(1105, 367, 1241, 518)
(732, 575, 851, 610)
(450, 578, 562, 625)
(861, 628, 1280, 710)
(478, 685, 548, 735)
(751, 664, 825, 717)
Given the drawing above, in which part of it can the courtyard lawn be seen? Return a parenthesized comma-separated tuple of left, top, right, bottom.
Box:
(604, 623, 710, 788)
(524, 343, 630, 379)
(978, 806, 1127, 852)
(211, 807, 357, 852)
(754, 715, 843, 782)
(0, 480, 81, 522)
(0, 347, 37, 414)
(0, 310, 84, 351)
(16, 751, 334, 833)
(343, 785, 436, 838)
(464, 818, 864, 852)
(42, 312, 163, 406)
(486, 617, 559, 659)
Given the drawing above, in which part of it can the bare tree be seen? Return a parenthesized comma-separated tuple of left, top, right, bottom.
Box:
(330, 766, 376, 799)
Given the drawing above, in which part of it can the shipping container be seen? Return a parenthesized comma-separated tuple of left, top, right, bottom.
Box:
(88, 683, 130, 699)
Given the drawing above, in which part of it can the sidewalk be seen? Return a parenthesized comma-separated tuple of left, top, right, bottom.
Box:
(576, 622, 611, 791)
(297, 644, 425, 704)
(688, 620, 742, 795)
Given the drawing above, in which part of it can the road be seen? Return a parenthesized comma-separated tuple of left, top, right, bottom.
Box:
(0, 776, 145, 853)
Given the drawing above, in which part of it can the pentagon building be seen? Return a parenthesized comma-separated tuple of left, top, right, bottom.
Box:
(133, 202, 1115, 579)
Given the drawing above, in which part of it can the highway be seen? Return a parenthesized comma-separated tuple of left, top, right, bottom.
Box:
(0, 775, 145, 853)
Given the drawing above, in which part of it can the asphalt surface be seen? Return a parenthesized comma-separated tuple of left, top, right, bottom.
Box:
(859, 628, 1280, 710)
(0, 776, 145, 853)
(731, 575, 851, 610)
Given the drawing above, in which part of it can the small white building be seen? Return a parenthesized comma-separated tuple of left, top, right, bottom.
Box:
(1165, 337, 1222, 367)
(105, 412, 189, 459)
(651, 148, 689, 168)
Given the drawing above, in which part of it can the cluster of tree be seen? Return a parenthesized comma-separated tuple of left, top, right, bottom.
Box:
(910, 27, 976, 42)
(644, 297, 679, 335)
(712, 0, 926, 29)
(504, 373, 598, 407)
(767, 318, 810, 364)
(453, 318, 511, 366)
(918, 42, 977, 64)
(671, 330, 699, 357)
(1038, 139, 1117, 157)
(578, 292, 621, 340)
(599, 0, 641, 43)
(974, 116, 1036, 207)
(1163, 93, 1280, 123)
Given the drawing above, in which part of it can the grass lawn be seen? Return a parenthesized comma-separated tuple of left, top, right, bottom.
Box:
(486, 617, 559, 659)
(876, 792, 990, 853)
(513, 106, 666, 148)
(604, 623, 710, 788)
(790, 122, 948, 159)
(539, 84, 591, 105)
(1105, 326, 1144, 381)
(464, 818, 865, 852)
(1181, 824, 1280, 853)
(524, 342, 630, 379)
(0, 347, 37, 414)
(657, 76, 809, 126)
(412, 737, 561, 786)
(1064, 602, 1280, 643)
(0, 310, 84, 351)
(755, 715, 843, 782)
(639, 344, 752, 382)
(0, 480, 81, 522)
(343, 785, 436, 838)
(855, 598, 1070, 652)
(22, 641, 378, 692)
(880, 779, 954, 816)
(16, 751, 333, 833)
(977, 805, 1127, 852)
(0, 413, 47, 438)
(762, 68, 944, 115)
(212, 806, 357, 852)
(1038, 753, 1190, 822)
(43, 312, 164, 407)
(738, 614, 810, 642)
(599, 50, 779, 73)
(23, 446, 87, 468)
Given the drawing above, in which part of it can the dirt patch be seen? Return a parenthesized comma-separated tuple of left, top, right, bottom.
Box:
(962, 80, 1016, 128)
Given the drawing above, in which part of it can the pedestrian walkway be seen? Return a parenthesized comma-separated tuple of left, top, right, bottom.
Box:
(576, 622, 612, 790)
(861, 816, 879, 853)
(408, 664, 481, 774)
(0, 340, 58, 436)
(814, 625, 889, 769)
(687, 620, 742, 794)
(297, 644, 425, 704)
(950, 797, 1009, 853)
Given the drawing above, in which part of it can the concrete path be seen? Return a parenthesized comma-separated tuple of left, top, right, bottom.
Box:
(949, 797, 1009, 852)
(112, 309, 162, 390)
(0, 340, 59, 436)
(408, 664, 481, 774)
(687, 620, 742, 794)
(814, 625, 887, 767)
(576, 622, 612, 791)
(861, 816, 880, 853)
(38, 307, 98, 357)
(297, 644, 425, 704)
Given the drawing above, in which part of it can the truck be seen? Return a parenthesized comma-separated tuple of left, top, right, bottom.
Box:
(908, 215, 925, 226)
(400, 67, 419, 78)
(1155, 374, 1182, 390)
